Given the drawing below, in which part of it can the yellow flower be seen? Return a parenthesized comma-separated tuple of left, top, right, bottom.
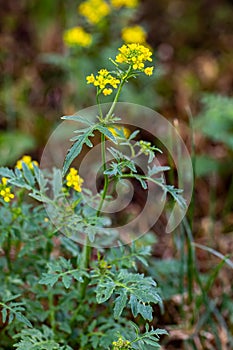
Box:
(16, 155, 38, 170)
(115, 43, 153, 71)
(63, 26, 92, 47)
(66, 168, 84, 192)
(139, 140, 151, 155)
(108, 126, 130, 139)
(0, 177, 14, 203)
(121, 26, 147, 44)
(2, 177, 8, 186)
(112, 337, 131, 349)
(86, 73, 95, 84)
(144, 66, 154, 76)
(78, 0, 110, 24)
(103, 88, 113, 96)
(111, 0, 138, 8)
(86, 69, 120, 95)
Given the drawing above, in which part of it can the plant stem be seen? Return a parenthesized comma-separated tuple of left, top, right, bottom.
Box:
(78, 69, 129, 300)
(78, 237, 91, 300)
(97, 133, 109, 216)
(105, 67, 131, 122)
(5, 232, 12, 273)
(48, 292, 56, 333)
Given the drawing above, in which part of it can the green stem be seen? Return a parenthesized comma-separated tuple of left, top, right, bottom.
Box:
(48, 292, 56, 333)
(97, 133, 109, 216)
(96, 90, 103, 120)
(5, 232, 12, 273)
(78, 68, 130, 300)
(105, 66, 131, 122)
(78, 237, 91, 299)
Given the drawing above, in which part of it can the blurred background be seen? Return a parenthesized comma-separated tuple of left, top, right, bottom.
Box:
(0, 0, 233, 348)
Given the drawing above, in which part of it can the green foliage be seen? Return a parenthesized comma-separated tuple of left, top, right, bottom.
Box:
(0, 132, 35, 167)
(0, 296, 32, 328)
(13, 326, 72, 350)
(196, 94, 233, 149)
(39, 257, 88, 288)
(93, 269, 162, 320)
(0, 44, 189, 349)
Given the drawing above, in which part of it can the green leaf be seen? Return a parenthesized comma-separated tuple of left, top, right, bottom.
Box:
(96, 282, 115, 303)
(22, 162, 35, 187)
(61, 115, 93, 126)
(52, 168, 63, 199)
(39, 273, 59, 287)
(1, 307, 7, 323)
(134, 175, 147, 189)
(63, 126, 95, 175)
(15, 312, 33, 328)
(95, 124, 117, 143)
(129, 294, 138, 318)
(114, 290, 128, 319)
(137, 302, 153, 321)
(62, 274, 73, 289)
(71, 270, 85, 282)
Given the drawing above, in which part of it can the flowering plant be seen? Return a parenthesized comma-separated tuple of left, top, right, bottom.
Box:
(0, 44, 185, 349)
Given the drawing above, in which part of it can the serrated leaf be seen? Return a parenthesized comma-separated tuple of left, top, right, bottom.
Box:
(39, 273, 59, 287)
(95, 125, 117, 143)
(9, 312, 14, 324)
(71, 270, 85, 282)
(0, 167, 15, 178)
(1, 307, 7, 323)
(15, 312, 32, 327)
(61, 115, 93, 125)
(114, 291, 127, 319)
(22, 162, 35, 187)
(52, 168, 62, 199)
(62, 274, 72, 289)
(143, 339, 160, 347)
(134, 175, 147, 189)
(137, 303, 153, 321)
(129, 294, 138, 317)
(96, 282, 115, 303)
(63, 127, 95, 175)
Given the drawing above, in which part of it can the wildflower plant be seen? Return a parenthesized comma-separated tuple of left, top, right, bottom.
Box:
(43, 0, 161, 112)
(0, 44, 187, 349)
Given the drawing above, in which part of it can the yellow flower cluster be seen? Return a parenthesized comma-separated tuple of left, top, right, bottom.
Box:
(111, 0, 138, 8)
(115, 43, 154, 74)
(108, 125, 131, 139)
(86, 69, 120, 95)
(63, 26, 92, 47)
(0, 177, 14, 203)
(121, 25, 147, 44)
(16, 155, 38, 170)
(112, 337, 131, 349)
(139, 140, 152, 155)
(78, 0, 110, 24)
(66, 168, 84, 192)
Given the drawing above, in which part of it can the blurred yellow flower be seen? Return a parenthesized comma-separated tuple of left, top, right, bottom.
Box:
(111, 0, 138, 8)
(0, 177, 14, 203)
(78, 0, 110, 24)
(66, 168, 84, 192)
(16, 155, 38, 170)
(108, 126, 131, 139)
(121, 25, 147, 44)
(63, 26, 92, 47)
